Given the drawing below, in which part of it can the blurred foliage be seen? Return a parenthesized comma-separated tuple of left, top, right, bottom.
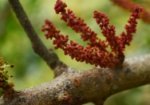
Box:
(0, 57, 14, 96)
(133, 0, 150, 9)
(0, 0, 150, 105)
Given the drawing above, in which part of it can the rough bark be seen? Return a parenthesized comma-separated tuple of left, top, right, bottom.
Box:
(0, 54, 150, 105)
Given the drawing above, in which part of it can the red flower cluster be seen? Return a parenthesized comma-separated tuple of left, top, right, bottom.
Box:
(117, 8, 141, 51)
(42, 0, 141, 68)
(55, 0, 106, 50)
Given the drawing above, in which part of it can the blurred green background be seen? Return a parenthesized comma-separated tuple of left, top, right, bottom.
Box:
(0, 0, 150, 105)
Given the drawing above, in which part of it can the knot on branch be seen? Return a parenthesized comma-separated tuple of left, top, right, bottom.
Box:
(42, 0, 142, 69)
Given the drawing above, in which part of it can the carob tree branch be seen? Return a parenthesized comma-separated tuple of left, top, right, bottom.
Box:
(4, 0, 150, 105)
(8, 0, 69, 76)
(111, 0, 150, 23)
(0, 54, 150, 105)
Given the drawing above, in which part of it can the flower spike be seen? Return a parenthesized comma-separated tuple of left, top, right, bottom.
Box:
(42, 0, 142, 69)
(54, 0, 106, 51)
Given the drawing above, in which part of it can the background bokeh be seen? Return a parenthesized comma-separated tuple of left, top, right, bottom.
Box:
(0, 0, 150, 105)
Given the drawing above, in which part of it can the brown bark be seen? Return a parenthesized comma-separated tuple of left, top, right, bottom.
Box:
(0, 54, 150, 105)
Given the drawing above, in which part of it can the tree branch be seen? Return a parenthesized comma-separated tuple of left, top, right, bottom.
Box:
(8, 0, 69, 76)
(1, 54, 150, 105)
(5, 0, 150, 105)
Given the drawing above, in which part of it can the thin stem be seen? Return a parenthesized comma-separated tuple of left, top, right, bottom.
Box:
(8, 0, 68, 76)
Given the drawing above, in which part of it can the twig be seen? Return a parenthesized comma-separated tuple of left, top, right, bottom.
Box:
(8, 0, 68, 76)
